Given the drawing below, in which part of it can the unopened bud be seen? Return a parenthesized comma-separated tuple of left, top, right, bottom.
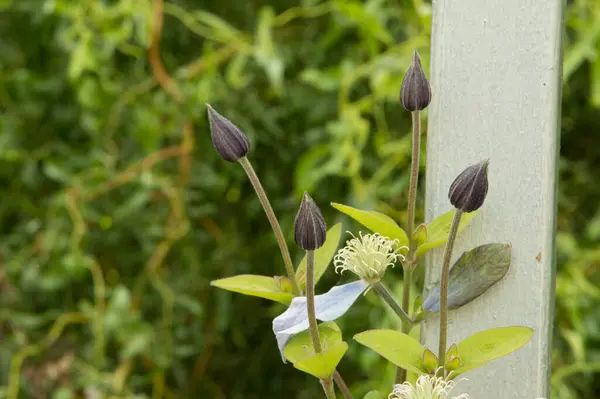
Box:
(294, 192, 327, 251)
(448, 160, 490, 212)
(400, 49, 432, 111)
(206, 104, 250, 162)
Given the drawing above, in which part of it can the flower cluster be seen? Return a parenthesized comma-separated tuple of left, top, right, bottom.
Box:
(333, 232, 405, 283)
(388, 374, 469, 399)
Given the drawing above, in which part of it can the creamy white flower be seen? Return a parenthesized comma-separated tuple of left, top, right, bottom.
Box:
(388, 374, 469, 399)
(333, 232, 405, 283)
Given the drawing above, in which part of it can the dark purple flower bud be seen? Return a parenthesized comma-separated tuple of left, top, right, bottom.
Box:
(294, 192, 327, 251)
(448, 160, 490, 212)
(206, 104, 250, 162)
(400, 49, 432, 111)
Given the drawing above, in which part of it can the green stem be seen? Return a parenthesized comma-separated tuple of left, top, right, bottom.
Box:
(321, 379, 337, 399)
(306, 250, 322, 352)
(239, 157, 301, 295)
(396, 110, 420, 384)
(372, 282, 413, 327)
(406, 110, 421, 250)
(333, 370, 353, 399)
(438, 210, 463, 372)
(395, 267, 414, 383)
(307, 250, 338, 399)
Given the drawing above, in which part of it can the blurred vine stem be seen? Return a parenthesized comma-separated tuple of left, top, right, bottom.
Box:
(396, 109, 421, 383)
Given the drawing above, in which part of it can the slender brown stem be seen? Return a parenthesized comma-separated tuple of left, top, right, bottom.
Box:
(406, 110, 421, 250)
(239, 157, 301, 295)
(306, 250, 321, 352)
(395, 266, 414, 383)
(438, 210, 463, 372)
(307, 251, 338, 399)
(321, 379, 336, 399)
(395, 110, 420, 383)
(372, 282, 413, 327)
(333, 371, 353, 399)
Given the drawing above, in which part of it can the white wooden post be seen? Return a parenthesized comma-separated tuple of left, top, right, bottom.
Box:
(422, 1, 563, 398)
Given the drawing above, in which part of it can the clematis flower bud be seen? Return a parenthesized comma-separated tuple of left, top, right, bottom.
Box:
(294, 192, 327, 251)
(400, 49, 432, 111)
(206, 104, 250, 162)
(448, 160, 490, 213)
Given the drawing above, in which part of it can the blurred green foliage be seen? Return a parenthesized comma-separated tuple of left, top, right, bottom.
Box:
(0, 0, 598, 398)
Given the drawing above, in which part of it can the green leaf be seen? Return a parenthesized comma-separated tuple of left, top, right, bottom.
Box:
(416, 209, 477, 257)
(452, 326, 534, 377)
(294, 342, 348, 379)
(283, 322, 347, 379)
(331, 203, 408, 246)
(422, 348, 438, 373)
(210, 275, 293, 305)
(354, 329, 426, 374)
(422, 244, 512, 312)
(296, 223, 342, 288)
(412, 223, 428, 248)
(363, 391, 385, 399)
(283, 322, 342, 362)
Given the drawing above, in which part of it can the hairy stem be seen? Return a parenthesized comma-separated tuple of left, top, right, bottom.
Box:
(321, 379, 337, 399)
(438, 210, 463, 372)
(333, 370, 354, 399)
(307, 250, 338, 399)
(406, 110, 421, 250)
(395, 266, 414, 383)
(306, 250, 322, 352)
(396, 110, 420, 383)
(372, 282, 413, 327)
(239, 157, 301, 295)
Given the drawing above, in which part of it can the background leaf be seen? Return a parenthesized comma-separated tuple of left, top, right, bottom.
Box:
(211, 275, 293, 305)
(423, 244, 512, 312)
(296, 223, 343, 288)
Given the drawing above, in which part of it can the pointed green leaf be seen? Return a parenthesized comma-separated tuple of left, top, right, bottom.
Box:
(413, 223, 428, 248)
(446, 343, 459, 360)
(296, 223, 342, 288)
(283, 322, 347, 379)
(422, 348, 438, 373)
(331, 203, 408, 246)
(451, 326, 534, 377)
(416, 209, 477, 257)
(423, 244, 511, 312)
(211, 275, 293, 305)
(294, 342, 348, 379)
(354, 329, 426, 374)
(364, 391, 385, 399)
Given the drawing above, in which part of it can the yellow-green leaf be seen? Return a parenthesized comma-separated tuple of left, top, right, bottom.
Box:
(283, 322, 347, 379)
(210, 275, 293, 305)
(416, 209, 477, 257)
(283, 322, 342, 363)
(422, 348, 438, 373)
(294, 342, 348, 379)
(412, 223, 428, 248)
(452, 326, 534, 377)
(296, 223, 342, 288)
(331, 203, 408, 246)
(354, 329, 426, 374)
